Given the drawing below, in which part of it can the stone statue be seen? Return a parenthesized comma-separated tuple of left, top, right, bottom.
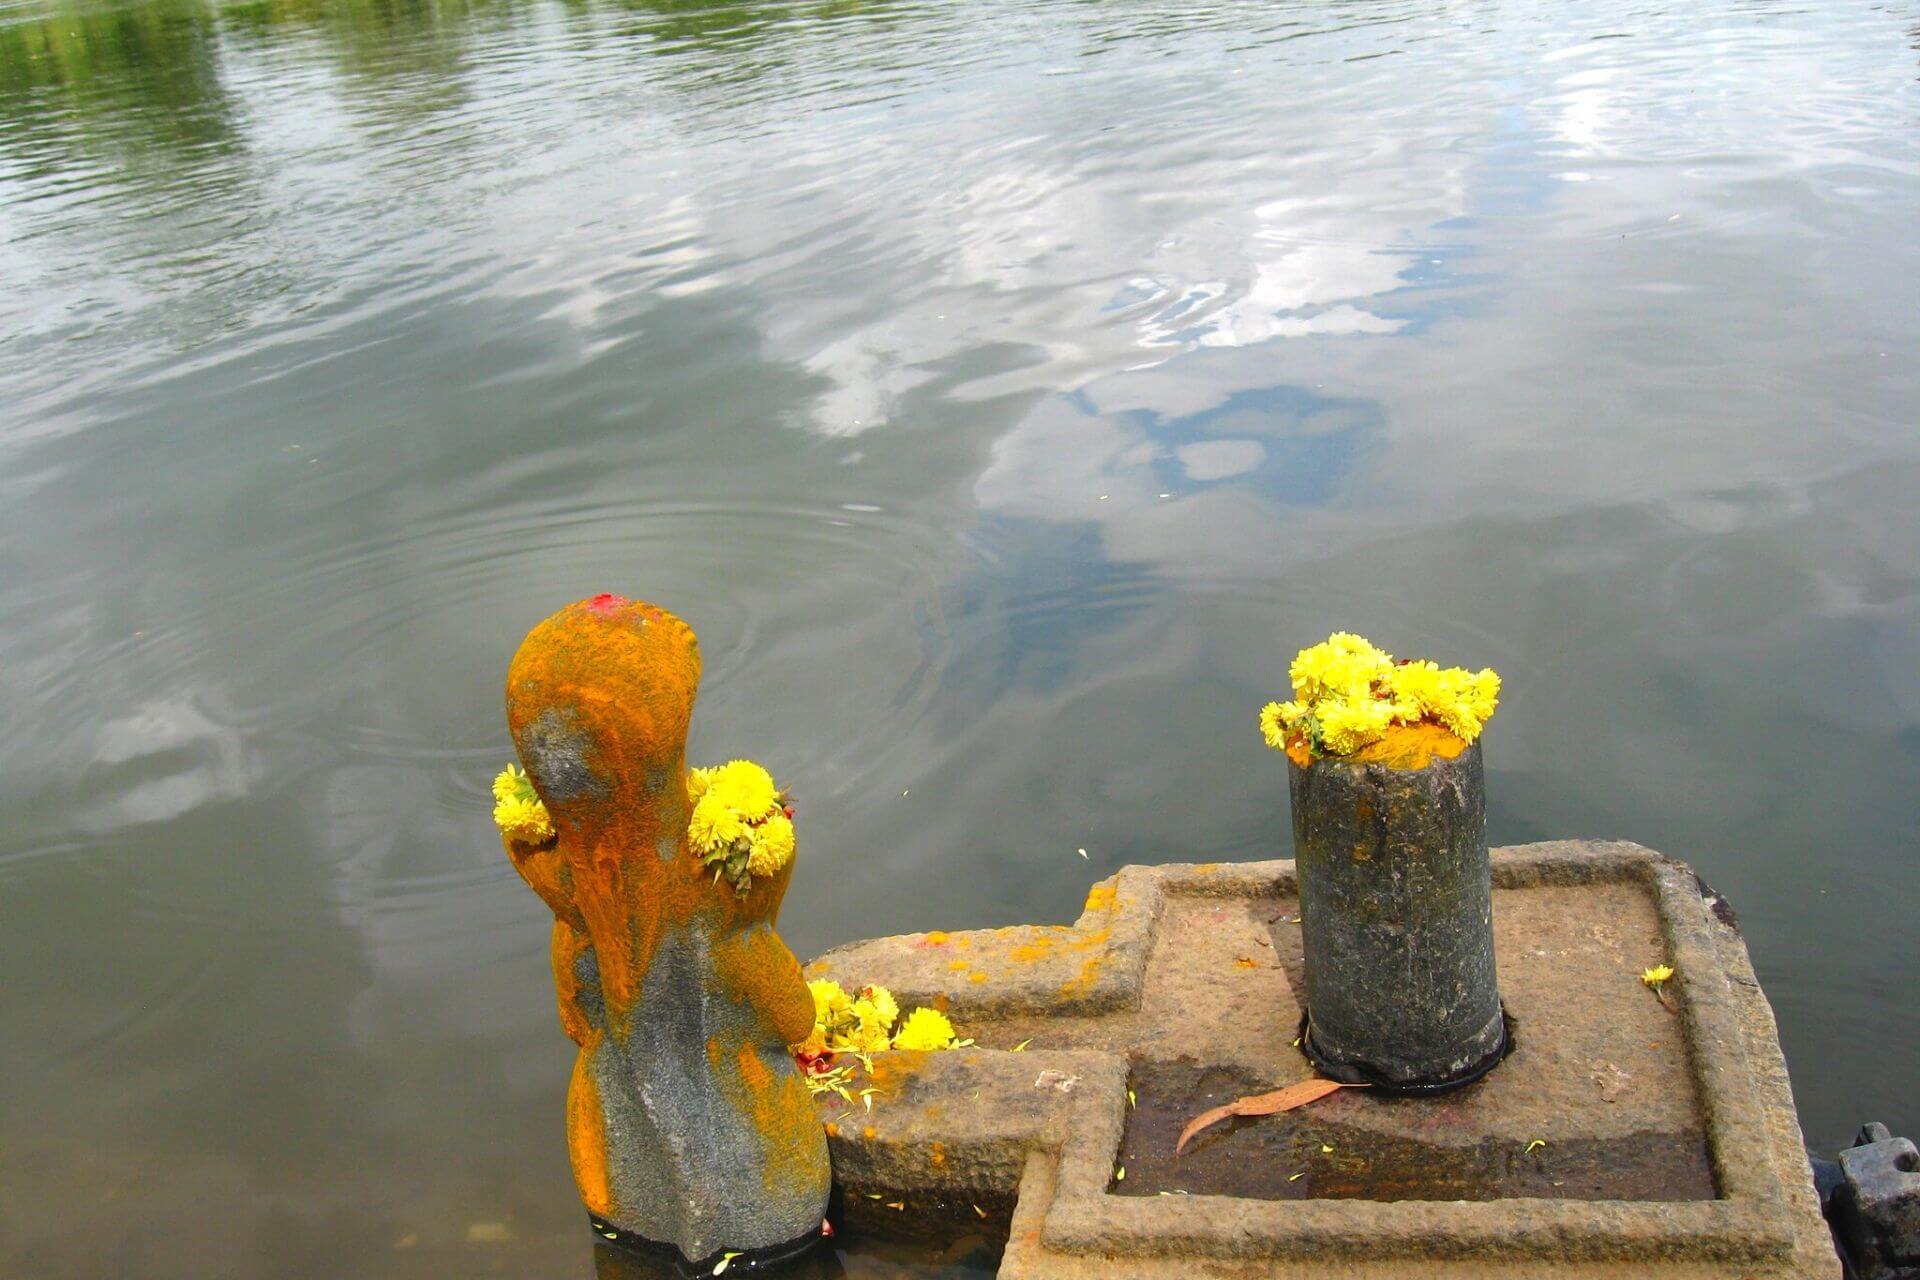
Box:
(498, 594, 830, 1268)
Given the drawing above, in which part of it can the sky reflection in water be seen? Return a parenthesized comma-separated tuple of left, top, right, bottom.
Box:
(2, 0, 1919, 1276)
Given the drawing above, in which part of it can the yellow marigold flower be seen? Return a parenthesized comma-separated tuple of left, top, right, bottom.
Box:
(1316, 696, 1394, 755)
(687, 759, 792, 892)
(491, 764, 554, 842)
(891, 1007, 957, 1052)
(1259, 702, 1288, 750)
(1424, 666, 1500, 743)
(1386, 658, 1442, 710)
(810, 979, 851, 1025)
(1462, 667, 1501, 729)
(1264, 634, 1501, 759)
(847, 997, 896, 1052)
(492, 763, 530, 803)
(688, 793, 747, 854)
(861, 985, 899, 1031)
(1641, 964, 1674, 989)
(812, 979, 851, 1020)
(1290, 632, 1392, 701)
(702, 760, 779, 820)
(746, 813, 796, 877)
(493, 794, 555, 844)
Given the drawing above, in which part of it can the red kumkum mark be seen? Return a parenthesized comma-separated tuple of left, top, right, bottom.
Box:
(586, 592, 627, 615)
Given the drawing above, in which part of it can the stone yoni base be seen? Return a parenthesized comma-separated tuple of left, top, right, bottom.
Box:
(805, 842, 1840, 1279)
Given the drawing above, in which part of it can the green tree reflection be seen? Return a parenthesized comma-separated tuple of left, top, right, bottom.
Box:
(0, 0, 239, 166)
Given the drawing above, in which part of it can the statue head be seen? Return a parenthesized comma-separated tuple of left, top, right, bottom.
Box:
(505, 593, 702, 855)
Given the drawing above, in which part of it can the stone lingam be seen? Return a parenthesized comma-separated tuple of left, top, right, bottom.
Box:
(1272, 634, 1508, 1092)
(497, 594, 829, 1271)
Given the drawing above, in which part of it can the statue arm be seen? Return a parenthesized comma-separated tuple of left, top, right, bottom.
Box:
(715, 925, 817, 1048)
(549, 920, 597, 1045)
(503, 833, 577, 924)
(502, 833, 600, 1043)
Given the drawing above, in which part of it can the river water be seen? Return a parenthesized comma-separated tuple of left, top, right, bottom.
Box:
(2, 0, 1917, 1275)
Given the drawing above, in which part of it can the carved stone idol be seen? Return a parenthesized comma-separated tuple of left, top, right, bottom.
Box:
(499, 594, 829, 1268)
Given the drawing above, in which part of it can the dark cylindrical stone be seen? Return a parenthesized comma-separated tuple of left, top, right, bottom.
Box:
(1289, 740, 1505, 1091)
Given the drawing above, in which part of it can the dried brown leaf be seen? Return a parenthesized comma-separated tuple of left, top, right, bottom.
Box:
(1176, 1077, 1359, 1154)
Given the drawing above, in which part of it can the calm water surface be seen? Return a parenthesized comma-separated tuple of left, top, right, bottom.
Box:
(3, 0, 1919, 1275)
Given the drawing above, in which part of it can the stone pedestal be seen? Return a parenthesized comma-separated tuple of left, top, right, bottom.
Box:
(805, 842, 1840, 1279)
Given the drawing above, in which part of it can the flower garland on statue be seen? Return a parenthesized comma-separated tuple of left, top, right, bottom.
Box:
(496, 759, 965, 1096)
(492, 764, 555, 844)
(686, 759, 796, 894)
(489, 758, 797, 901)
(1260, 632, 1501, 760)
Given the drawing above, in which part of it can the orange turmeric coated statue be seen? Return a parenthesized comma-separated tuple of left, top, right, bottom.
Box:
(500, 594, 829, 1268)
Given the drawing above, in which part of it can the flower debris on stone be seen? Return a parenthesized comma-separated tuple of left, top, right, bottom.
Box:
(792, 979, 967, 1099)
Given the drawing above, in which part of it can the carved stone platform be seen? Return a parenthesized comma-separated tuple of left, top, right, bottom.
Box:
(806, 841, 1839, 1278)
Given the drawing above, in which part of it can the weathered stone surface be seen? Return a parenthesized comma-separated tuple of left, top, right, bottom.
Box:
(1291, 739, 1504, 1090)
(807, 842, 1839, 1278)
(1833, 1122, 1920, 1278)
(501, 596, 829, 1266)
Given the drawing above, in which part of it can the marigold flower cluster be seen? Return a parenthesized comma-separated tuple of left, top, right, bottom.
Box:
(687, 760, 796, 893)
(1259, 632, 1500, 759)
(796, 979, 958, 1055)
(491, 764, 555, 844)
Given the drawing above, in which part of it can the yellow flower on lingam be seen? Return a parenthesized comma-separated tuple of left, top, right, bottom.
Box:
(1260, 632, 1501, 762)
(491, 764, 554, 843)
(1641, 964, 1675, 990)
(687, 759, 793, 893)
(1316, 694, 1396, 756)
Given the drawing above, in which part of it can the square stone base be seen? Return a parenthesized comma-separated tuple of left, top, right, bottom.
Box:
(807, 842, 1839, 1278)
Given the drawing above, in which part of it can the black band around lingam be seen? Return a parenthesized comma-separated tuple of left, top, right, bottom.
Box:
(1298, 1007, 1516, 1097)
